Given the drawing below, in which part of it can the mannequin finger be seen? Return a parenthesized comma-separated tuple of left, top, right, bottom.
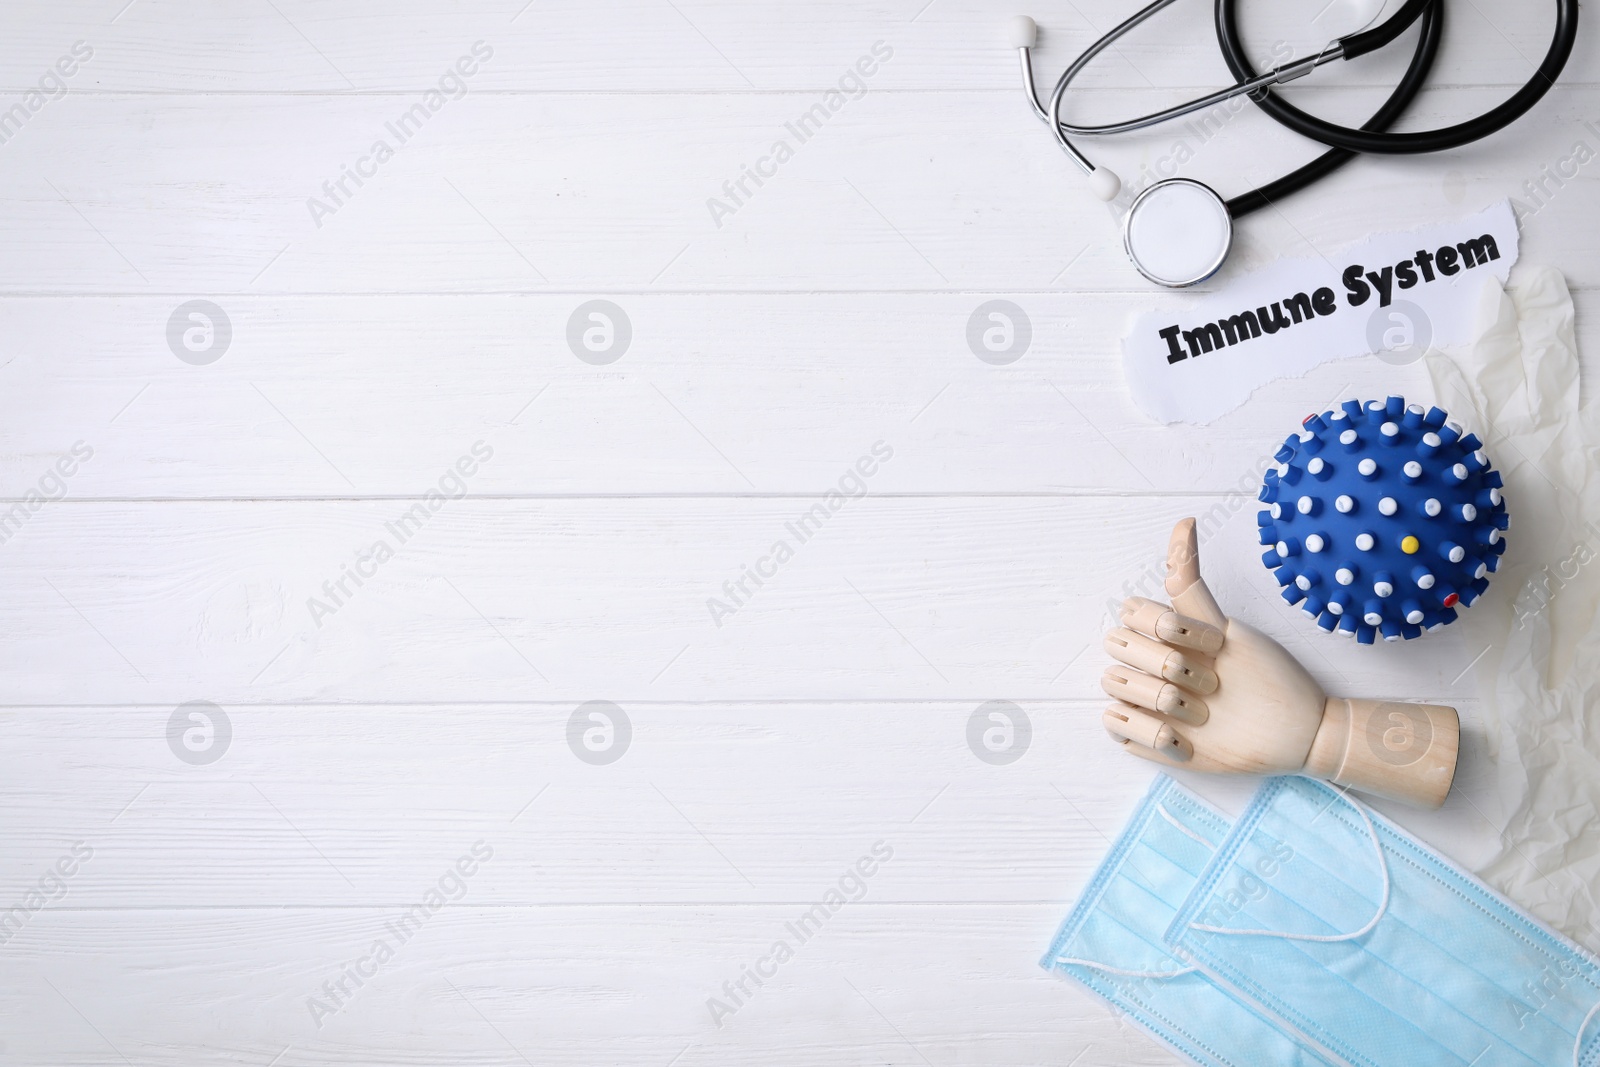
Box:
(1164, 518, 1227, 629)
(1104, 627, 1220, 694)
(1111, 734, 1190, 770)
(1120, 596, 1225, 653)
(1102, 702, 1193, 762)
(1100, 665, 1209, 726)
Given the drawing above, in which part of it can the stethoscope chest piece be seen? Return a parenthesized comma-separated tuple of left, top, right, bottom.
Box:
(1122, 178, 1233, 288)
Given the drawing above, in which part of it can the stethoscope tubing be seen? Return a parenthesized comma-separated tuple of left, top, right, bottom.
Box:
(1027, 0, 1579, 211)
(1224, 0, 1443, 218)
(1046, 0, 1343, 141)
(1215, 0, 1580, 156)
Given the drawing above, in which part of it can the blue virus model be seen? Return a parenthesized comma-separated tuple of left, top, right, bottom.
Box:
(1257, 396, 1508, 644)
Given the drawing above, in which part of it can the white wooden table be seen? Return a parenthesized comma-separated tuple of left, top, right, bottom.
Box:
(0, 1, 1593, 1063)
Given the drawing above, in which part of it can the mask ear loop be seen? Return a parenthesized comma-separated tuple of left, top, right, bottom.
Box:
(1188, 786, 1391, 943)
(1055, 802, 1216, 980)
(1575, 998, 1600, 1067)
(1155, 802, 1216, 849)
(1052, 957, 1197, 979)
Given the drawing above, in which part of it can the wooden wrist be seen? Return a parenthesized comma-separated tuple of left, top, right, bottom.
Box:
(1304, 697, 1459, 810)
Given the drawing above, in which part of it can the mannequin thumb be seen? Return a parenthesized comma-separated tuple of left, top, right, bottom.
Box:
(1165, 518, 1227, 628)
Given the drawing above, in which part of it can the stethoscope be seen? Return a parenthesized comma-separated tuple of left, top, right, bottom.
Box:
(1012, 0, 1580, 287)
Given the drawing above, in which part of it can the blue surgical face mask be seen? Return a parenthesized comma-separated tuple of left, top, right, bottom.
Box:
(1165, 776, 1600, 1067)
(1042, 775, 1336, 1066)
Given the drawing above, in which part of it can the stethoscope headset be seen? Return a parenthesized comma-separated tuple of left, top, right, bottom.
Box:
(1012, 0, 1581, 286)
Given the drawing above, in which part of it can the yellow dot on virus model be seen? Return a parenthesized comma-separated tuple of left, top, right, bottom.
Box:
(1400, 535, 1420, 555)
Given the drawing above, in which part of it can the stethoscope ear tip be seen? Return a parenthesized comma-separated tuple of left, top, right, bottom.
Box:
(1087, 167, 1121, 202)
(1005, 15, 1038, 48)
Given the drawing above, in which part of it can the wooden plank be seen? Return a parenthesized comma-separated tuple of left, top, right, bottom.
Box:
(0, 289, 1492, 496)
(0, 903, 1185, 1066)
(0, 0, 1583, 93)
(0, 698, 1154, 906)
(0, 87, 1595, 294)
(0, 696, 1492, 907)
(0, 496, 1493, 705)
(0, 294, 1592, 498)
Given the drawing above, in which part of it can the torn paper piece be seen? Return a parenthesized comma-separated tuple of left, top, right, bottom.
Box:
(1122, 201, 1520, 424)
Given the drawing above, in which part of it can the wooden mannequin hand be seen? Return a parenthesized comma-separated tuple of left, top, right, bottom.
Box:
(1100, 518, 1459, 810)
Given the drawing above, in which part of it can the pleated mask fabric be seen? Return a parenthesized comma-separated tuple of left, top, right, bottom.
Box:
(1042, 774, 1335, 1067)
(1165, 775, 1600, 1067)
